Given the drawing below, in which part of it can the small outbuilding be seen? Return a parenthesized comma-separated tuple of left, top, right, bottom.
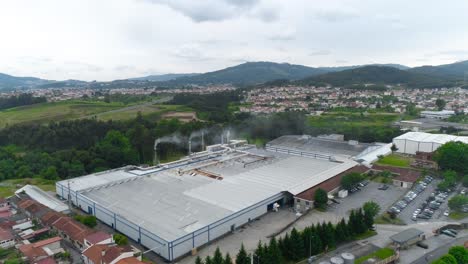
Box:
(390, 228, 425, 249)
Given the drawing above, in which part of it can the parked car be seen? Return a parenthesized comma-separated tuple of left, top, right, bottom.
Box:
(441, 230, 456, 237)
(378, 184, 389, 190)
(417, 214, 430, 219)
(417, 242, 429, 249)
(443, 210, 449, 216)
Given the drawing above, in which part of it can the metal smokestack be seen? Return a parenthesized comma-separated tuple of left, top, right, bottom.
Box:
(201, 130, 205, 151)
(188, 139, 192, 156)
(153, 139, 160, 166)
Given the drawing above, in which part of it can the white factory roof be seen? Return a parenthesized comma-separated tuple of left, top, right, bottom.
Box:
(354, 143, 393, 166)
(79, 147, 357, 241)
(394, 132, 468, 144)
(15, 185, 69, 213)
(58, 166, 139, 192)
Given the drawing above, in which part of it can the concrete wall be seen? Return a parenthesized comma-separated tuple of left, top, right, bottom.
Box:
(394, 139, 440, 155)
(392, 180, 412, 188)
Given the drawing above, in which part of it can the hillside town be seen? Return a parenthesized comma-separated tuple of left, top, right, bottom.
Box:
(240, 86, 468, 114)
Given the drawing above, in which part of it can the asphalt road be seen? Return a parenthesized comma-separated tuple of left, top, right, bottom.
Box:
(410, 234, 468, 264)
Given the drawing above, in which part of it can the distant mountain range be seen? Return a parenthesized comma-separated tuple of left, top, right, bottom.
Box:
(297, 65, 455, 88)
(1, 60, 467, 90)
(0, 73, 52, 90)
(127, 73, 199, 82)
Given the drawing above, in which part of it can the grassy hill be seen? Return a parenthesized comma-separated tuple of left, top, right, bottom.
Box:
(0, 99, 193, 127)
(0, 73, 52, 90)
(297, 65, 454, 88)
(163, 61, 329, 86)
(409, 60, 468, 79)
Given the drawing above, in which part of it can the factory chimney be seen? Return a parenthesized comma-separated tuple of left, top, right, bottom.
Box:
(153, 139, 160, 166)
(201, 130, 205, 151)
(188, 139, 192, 156)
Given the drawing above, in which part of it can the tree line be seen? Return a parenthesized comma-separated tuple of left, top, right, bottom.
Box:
(0, 114, 211, 181)
(195, 202, 380, 264)
(0, 93, 46, 110)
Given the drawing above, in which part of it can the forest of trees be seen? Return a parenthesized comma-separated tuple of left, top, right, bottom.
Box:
(196, 202, 380, 264)
(0, 93, 46, 110)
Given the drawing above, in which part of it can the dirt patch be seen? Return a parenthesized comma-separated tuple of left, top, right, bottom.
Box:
(161, 111, 199, 122)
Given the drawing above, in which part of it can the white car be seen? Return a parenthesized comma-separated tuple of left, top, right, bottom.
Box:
(444, 210, 449, 216)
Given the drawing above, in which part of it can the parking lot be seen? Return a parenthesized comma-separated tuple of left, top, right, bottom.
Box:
(390, 176, 462, 224)
(328, 181, 406, 217)
(397, 178, 441, 223)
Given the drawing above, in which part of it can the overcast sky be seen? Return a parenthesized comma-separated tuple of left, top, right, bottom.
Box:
(1, 0, 468, 81)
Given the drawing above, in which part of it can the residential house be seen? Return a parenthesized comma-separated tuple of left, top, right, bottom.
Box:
(82, 244, 142, 264)
(0, 227, 15, 249)
(19, 236, 64, 263)
(84, 231, 113, 249)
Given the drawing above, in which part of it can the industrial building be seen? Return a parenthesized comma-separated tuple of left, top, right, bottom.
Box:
(420, 110, 455, 119)
(393, 132, 468, 155)
(56, 136, 388, 261)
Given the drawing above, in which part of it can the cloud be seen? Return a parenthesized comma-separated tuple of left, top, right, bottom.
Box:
(313, 8, 359, 22)
(146, 0, 277, 22)
(268, 29, 295, 41)
(171, 43, 214, 61)
(335, 60, 349, 64)
(309, 50, 331, 56)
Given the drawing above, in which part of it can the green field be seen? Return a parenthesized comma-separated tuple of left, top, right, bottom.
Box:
(449, 211, 468, 220)
(0, 100, 124, 127)
(376, 154, 412, 167)
(355, 248, 395, 264)
(96, 104, 193, 121)
(0, 99, 195, 127)
(0, 178, 56, 198)
(308, 112, 400, 127)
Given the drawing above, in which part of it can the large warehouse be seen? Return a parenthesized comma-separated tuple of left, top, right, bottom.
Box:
(393, 132, 468, 155)
(56, 136, 383, 261)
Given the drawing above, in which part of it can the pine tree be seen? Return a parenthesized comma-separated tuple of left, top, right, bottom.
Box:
(289, 228, 305, 261)
(356, 208, 367, 234)
(316, 222, 327, 248)
(310, 226, 322, 256)
(236, 244, 251, 264)
(254, 240, 265, 264)
(205, 256, 213, 264)
(348, 210, 357, 236)
(195, 256, 204, 264)
(281, 233, 291, 260)
(266, 237, 282, 264)
(336, 218, 350, 242)
(326, 222, 336, 249)
(213, 247, 225, 264)
(224, 253, 233, 264)
(302, 227, 312, 258)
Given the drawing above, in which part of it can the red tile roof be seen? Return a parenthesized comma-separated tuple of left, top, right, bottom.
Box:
(0, 227, 13, 241)
(83, 244, 134, 264)
(83, 244, 109, 264)
(41, 211, 63, 226)
(372, 165, 421, 183)
(116, 257, 146, 264)
(85, 231, 112, 245)
(33, 236, 62, 248)
(20, 236, 62, 262)
(35, 257, 57, 264)
(19, 244, 47, 261)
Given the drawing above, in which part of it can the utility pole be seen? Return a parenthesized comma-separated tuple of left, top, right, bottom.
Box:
(201, 130, 205, 151)
(67, 180, 72, 213)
